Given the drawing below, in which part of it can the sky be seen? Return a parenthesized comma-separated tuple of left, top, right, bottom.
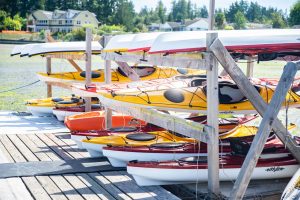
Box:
(131, 0, 298, 12)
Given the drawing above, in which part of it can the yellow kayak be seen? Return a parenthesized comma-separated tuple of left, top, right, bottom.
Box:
(82, 131, 196, 147)
(37, 66, 204, 84)
(97, 81, 300, 114)
(26, 96, 98, 116)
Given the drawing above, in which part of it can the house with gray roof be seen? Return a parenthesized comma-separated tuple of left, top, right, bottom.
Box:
(27, 9, 99, 33)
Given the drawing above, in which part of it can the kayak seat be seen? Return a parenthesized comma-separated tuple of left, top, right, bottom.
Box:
(150, 143, 185, 149)
(91, 104, 102, 109)
(163, 89, 185, 103)
(117, 66, 156, 78)
(291, 85, 300, 97)
(57, 100, 76, 105)
(190, 78, 207, 87)
(80, 71, 101, 78)
(91, 97, 99, 102)
(51, 97, 64, 102)
(71, 97, 80, 103)
(178, 156, 207, 163)
(204, 81, 260, 104)
(177, 68, 188, 75)
(229, 138, 250, 155)
(126, 133, 156, 141)
(109, 127, 138, 133)
(175, 75, 208, 80)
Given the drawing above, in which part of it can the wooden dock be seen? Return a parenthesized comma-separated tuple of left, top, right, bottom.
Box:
(0, 131, 180, 200)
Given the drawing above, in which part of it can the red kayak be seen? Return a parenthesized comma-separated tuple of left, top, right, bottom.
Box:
(127, 154, 298, 186)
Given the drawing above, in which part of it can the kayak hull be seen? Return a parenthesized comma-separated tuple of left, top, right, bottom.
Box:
(81, 142, 106, 157)
(53, 109, 84, 121)
(282, 168, 300, 200)
(26, 106, 53, 116)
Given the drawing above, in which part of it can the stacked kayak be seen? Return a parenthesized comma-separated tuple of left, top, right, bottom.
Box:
(127, 155, 299, 186)
(65, 111, 147, 132)
(26, 95, 82, 116)
(96, 80, 300, 114)
(37, 66, 205, 84)
(53, 104, 103, 121)
(103, 125, 294, 167)
(81, 131, 197, 157)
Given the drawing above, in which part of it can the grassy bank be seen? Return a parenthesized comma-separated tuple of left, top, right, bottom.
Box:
(0, 31, 42, 41)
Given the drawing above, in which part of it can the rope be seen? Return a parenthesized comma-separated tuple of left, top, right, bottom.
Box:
(0, 80, 40, 94)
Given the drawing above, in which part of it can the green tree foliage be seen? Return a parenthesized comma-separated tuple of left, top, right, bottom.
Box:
(234, 11, 246, 29)
(0, 10, 7, 31)
(156, 0, 166, 24)
(4, 16, 22, 30)
(271, 12, 286, 28)
(289, 1, 300, 26)
(113, 0, 135, 31)
(215, 12, 225, 29)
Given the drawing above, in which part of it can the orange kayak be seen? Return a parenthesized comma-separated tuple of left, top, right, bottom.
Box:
(65, 111, 147, 132)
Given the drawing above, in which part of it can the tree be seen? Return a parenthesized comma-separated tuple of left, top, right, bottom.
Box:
(215, 12, 225, 29)
(271, 12, 286, 28)
(199, 5, 208, 18)
(234, 11, 246, 29)
(226, 0, 249, 23)
(113, 0, 136, 31)
(289, 1, 300, 26)
(4, 17, 22, 30)
(0, 10, 7, 31)
(156, 0, 166, 23)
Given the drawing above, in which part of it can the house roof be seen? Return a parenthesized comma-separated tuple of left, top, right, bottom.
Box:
(184, 18, 208, 26)
(34, 9, 97, 20)
(167, 22, 181, 28)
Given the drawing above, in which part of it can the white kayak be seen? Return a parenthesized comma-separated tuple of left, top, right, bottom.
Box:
(127, 155, 299, 186)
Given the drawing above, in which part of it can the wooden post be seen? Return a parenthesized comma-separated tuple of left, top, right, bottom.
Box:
(209, 39, 300, 198)
(208, 0, 215, 30)
(246, 56, 254, 77)
(84, 28, 92, 112)
(67, 59, 83, 72)
(230, 62, 299, 199)
(45, 30, 52, 98)
(103, 36, 113, 129)
(206, 32, 220, 196)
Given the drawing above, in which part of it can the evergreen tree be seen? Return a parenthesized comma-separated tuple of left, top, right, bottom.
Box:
(289, 1, 300, 26)
(234, 11, 246, 29)
(156, 0, 166, 24)
(215, 12, 225, 29)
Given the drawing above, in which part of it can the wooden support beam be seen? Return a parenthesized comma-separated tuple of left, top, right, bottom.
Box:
(103, 36, 113, 129)
(246, 56, 254, 78)
(84, 28, 92, 112)
(206, 32, 220, 196)
(229, 62, 299, 200)
(208, 0, 216, 30)
(210, 38, 300, 198)
(45, 30, 52, 98)
(115, 61, 140, 81)
(96, 94, 209, 143)
(67, 59, 83, 72)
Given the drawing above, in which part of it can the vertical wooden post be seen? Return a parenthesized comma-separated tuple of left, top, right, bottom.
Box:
(103, 36, 113, 129)
(246, 56, 254, 78)
(229, 62, 298, 200)
(84, 28, 92, 112)
(208, 0, 215, 30)
(206, 32, 220, 196)
(45, 30, 52, 98)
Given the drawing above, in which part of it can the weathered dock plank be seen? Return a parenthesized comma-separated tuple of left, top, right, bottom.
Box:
(63, 174, 102, 200)
(0, 178, 34, 200)
(50, 175, 85, 200)
(76, 173, 117, 200)
(88, 172, 131, 200)
(101, 171, 158, 200)
(36, 133, 73, 160)
(22, 176, 52, 200)
(0, 135, 26, 162)
(7, 134, 39, 162)
(26, 134, 61, 161)
(36, 176, 68, 200)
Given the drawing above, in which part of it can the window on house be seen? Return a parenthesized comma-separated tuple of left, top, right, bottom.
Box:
(59, 20, 62, 25)
(77, 21, 81, 25)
